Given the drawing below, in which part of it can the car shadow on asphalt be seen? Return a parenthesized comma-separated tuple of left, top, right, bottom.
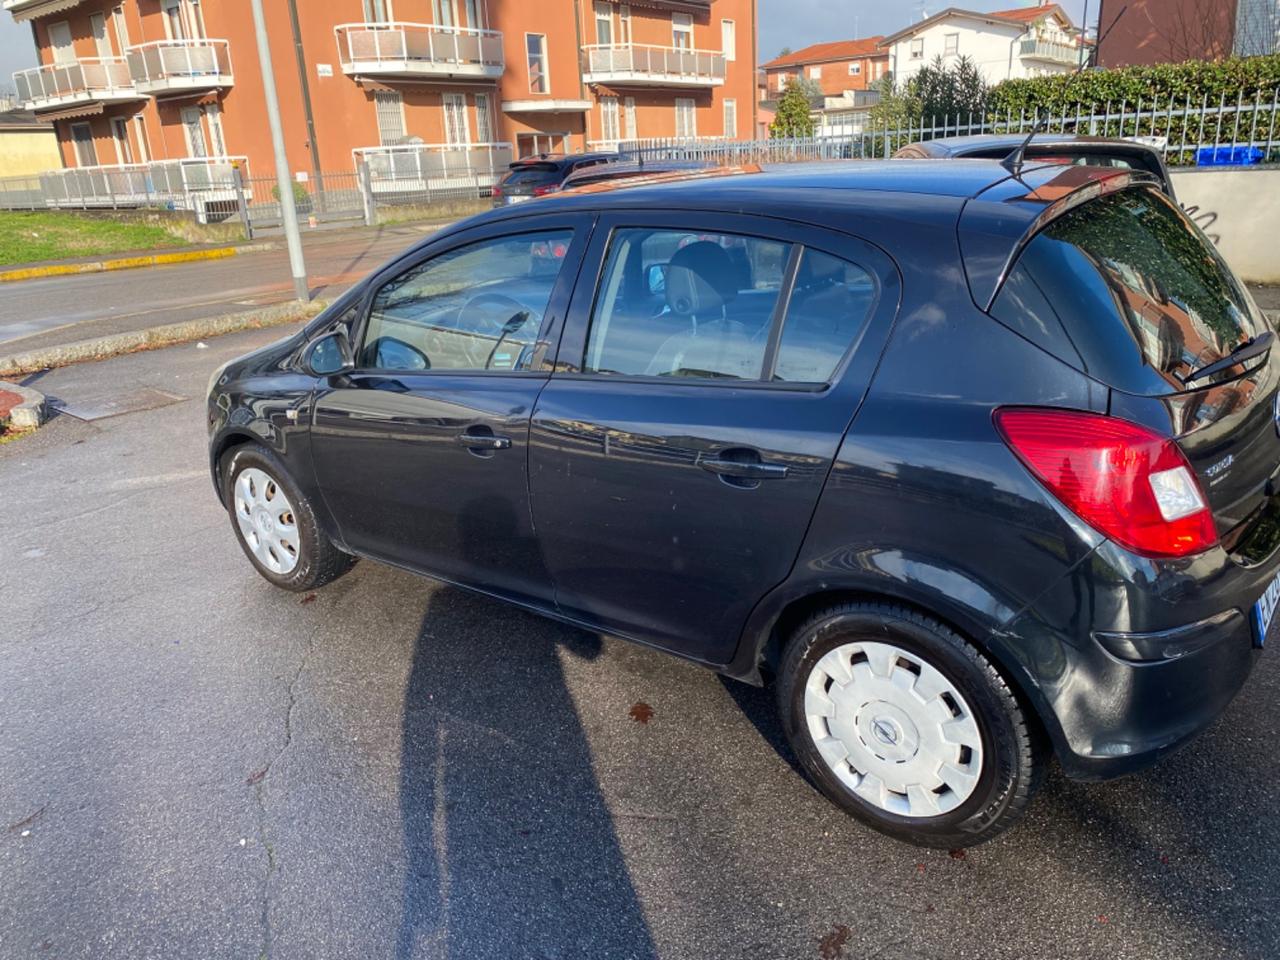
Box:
(397, 587, 657, 960)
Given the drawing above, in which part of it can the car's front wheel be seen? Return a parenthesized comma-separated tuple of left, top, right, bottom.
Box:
(222, 445, 355, 592)
(777, 602, 1043, 848)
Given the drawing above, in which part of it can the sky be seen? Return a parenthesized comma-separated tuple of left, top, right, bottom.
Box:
(0, 0, 1096, 100)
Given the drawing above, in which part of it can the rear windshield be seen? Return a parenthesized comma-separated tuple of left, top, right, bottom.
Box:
(991, 186, 1261, 396)
(500, 164, 560, 186)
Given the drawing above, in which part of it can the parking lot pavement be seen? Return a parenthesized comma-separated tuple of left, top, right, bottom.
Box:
(2, 332, 1279, 960)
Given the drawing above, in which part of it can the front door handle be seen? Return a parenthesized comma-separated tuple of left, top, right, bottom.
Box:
(699, 458, 789, 480)
(456, 431, 512, 451)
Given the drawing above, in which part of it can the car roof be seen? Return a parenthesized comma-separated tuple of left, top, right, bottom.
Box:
(561, 159, 709, 184)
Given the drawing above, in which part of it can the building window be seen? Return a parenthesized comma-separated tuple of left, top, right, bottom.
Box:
(675, 97, 696, 138)
(133, 115, 151, 162)
(526, 33, 548, 93)
(205, 103, 226, 156)
(443, 92, 469, 145)
(464, 0, 483, 29)
(721, 19, 736, 60)
(111, 4, 130, 49)
(944, 33, 959, 56)
(723, 97, 736, 138)
(600, 95, 620, 142)
(475, 92, 493, 143)
(70, 122, 97, 166)
(432, 0, 454, 28)
(619, 4, 631, 43)
(848, 61, 861, 75)
(624, 95, 636, 140)
(181, 106, 207, 157)
(89, 12, 112, 58)
(162, 0, 188, 40)
(672, 12, 692, 50)
(910, 38, 924, 59)
(594, 1, 613, 45)
(362, 0, 391, 22)
(374, 89, 405, 145)
(808, 65, 821, 79)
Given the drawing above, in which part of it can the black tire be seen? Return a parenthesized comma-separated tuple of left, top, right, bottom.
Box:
(777, 602, 1044, 848)
(222, 444, 355, 593)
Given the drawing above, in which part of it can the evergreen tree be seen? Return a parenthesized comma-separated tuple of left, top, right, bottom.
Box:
(770, 79, 817, 138)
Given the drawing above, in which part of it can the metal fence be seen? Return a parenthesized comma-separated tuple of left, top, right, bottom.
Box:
(0, 153, 503, 235)
(622, 91, 1280, 167)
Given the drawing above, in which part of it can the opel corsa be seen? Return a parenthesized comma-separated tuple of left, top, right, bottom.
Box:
(207, 161, 1276, 847)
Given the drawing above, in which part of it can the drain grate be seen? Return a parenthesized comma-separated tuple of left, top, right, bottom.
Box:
(54, 387, 187, 422)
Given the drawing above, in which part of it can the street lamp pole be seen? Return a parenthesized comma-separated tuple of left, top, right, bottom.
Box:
(249, 0, 308, 302)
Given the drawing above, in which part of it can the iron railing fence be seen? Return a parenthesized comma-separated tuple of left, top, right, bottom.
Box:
(622, 90, 1280, 167)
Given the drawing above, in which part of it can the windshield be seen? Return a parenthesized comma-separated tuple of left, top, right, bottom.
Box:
(991, 186, 1262, 395)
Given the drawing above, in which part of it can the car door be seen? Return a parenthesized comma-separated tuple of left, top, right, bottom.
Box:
(529, 211, 901, 664)
(309, 213, 592, 607)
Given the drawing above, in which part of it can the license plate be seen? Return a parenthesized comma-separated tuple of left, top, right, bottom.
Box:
(1251, 569, 1280, 646)
(505, 195, 531, 204)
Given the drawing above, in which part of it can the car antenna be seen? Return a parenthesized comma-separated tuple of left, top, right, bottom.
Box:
(999, 4, 1127, 177)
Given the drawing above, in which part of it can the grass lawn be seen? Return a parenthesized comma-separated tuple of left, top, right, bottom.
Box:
(0, 211, 186, 267)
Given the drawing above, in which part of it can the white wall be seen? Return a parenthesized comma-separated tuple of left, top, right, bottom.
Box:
(886, 14, 1076, 88)
(1170, 166, 1280, 284)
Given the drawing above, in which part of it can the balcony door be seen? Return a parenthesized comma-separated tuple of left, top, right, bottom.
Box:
(181, 106, 208, 158)
(70, 122, 97, 166)
(89, 13, 113, 59)
(162, 0, 205, 41)
(362, 0, 392, 23)
(443, 92, 469, 146)
(594, 2, 612, 44)
(433, 0, 455, 28)
(48, 21, 75, 65)
(672, 12, 693, 50)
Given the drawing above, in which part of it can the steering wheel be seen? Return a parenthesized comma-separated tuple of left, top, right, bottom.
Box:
(457, 293, 530, 336)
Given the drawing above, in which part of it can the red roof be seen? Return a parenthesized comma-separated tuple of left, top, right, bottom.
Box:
(762, 37, 886, 70)
(990, 4, 1065, 23)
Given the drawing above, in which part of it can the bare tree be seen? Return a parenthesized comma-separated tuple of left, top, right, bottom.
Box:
(1161, 0, 1236, 62)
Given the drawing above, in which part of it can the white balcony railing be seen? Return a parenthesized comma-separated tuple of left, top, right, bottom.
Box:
(14, 57, 137, 110)
(334, 23, 504, 79)
(353, 142, 513, 192)
(34, 157, 249, 222)
(582, 43, 726, 87)
(1018, 38, 1081, 66)
(126, 40, 233, 96)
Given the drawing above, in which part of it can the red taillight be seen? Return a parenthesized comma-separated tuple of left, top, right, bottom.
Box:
(994, 408, 1218, 559)
(492, 184, 503, 198)
(532, 184, 558, 196)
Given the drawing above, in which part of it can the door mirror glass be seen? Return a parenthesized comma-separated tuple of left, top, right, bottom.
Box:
(305, 330, 355, 377)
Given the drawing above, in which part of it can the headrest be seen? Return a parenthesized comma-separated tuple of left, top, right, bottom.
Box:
(666, 241, 739, 317)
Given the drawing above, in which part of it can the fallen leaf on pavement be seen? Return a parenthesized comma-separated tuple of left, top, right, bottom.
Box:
(629, 702, 655, 724)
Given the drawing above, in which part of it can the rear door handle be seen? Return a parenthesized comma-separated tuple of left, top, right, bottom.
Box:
(456, 431, 512, 451)
(699, 458, 789, 480)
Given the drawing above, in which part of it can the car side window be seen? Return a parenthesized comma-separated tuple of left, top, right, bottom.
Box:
(360, 230, 573, 372)
(771, 249, 877, 383)
(583, 228, 791, 379)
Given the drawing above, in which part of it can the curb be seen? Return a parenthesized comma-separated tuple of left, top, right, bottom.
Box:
(0, 379, 48, 430)
(0, 242, 277, 284)
(0, 299, 329, 378)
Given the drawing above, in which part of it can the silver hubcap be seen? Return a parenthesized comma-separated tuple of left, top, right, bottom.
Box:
(233, 467, 300, 575)
(803, 641, 984, 818)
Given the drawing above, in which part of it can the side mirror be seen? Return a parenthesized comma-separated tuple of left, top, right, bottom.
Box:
(304, 329, 355, 377)
(648, 263, 667, 296)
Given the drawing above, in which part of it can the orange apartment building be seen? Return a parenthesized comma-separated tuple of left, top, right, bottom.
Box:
(760, 37, 887, 99)
(7, 0, 757, 189)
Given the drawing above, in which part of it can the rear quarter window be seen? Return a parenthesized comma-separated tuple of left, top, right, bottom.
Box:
(990, 187, 1261, 396)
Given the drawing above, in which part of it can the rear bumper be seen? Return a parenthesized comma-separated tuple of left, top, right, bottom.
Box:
(998, 541, 1270, 781)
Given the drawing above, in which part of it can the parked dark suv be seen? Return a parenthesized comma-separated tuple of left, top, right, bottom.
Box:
(208, 160, 1274, 847)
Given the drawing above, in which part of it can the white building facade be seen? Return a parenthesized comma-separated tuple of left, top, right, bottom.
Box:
(881, 4, 1082, 88)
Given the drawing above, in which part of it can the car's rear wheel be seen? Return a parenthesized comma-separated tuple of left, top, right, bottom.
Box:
(777, 602, 1043, 848)
(222, 445, 355, 592)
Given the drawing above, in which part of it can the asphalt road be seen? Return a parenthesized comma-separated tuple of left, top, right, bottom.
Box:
(2, 329, 1279, 960)
(0, 225, 436, 353)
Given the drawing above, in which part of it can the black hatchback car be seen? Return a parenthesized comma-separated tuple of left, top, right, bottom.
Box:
(208, 160, 1275, 847)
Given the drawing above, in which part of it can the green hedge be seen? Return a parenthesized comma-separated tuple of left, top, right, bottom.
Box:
(989, 54, 1280, 117)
